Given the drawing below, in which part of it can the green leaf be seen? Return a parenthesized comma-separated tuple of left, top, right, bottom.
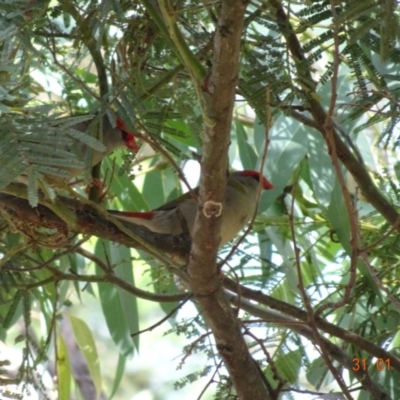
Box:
(306, 356, 330, 388)
(142, 166, 166, 210)
(390, 329, 400, 351)
(235, 120, 257, 170)
(275, 349, 301, 383)
(56, 332, 71, 400)
(308, 132, 335, 208)
(327, 178, 350, 253)
(109, 353, 126, 399)
(165, 119, 196, 147)
(75, 69, 98, 84)
(260, 116, 308, 212)
(257, 231, 273, 286)
(109, 241, 140, 351)
(67, 314, 102, 398)
(27, 168, 39, 207)
(94, 240, 136, 357)
(104, 157, 149, 211)
(253, 116, 266, 152)
(327, 179, 378, 292)
(1, 288, 22, 332)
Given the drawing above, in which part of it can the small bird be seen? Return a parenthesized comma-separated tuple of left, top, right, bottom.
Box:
(108, 170, 274, 246)
(38, 113, 139, 183)
(16, 113, 139, 189)
(65, 113, 139, 172)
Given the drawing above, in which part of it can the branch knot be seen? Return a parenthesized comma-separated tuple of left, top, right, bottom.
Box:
(203, 200, 222, 218)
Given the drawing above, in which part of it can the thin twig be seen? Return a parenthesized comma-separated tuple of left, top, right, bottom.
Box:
(244, 328, 286, 398)
(289, 186, 353, 399)
(315, 0, 360, 319)
(196, 360, 223, 400)
(223, 276, 400, 373)
(130, 294, 192, 337)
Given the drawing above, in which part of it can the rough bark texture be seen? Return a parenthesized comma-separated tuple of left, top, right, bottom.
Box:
(185, 1, 272, 398)
(0, 189, 191, 259)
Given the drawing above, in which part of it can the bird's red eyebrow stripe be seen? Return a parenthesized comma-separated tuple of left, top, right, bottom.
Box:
(239, 170, 274, 190)
(116, 118, 125, 130)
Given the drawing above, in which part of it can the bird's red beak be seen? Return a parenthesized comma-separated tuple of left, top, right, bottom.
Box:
(116, 118, 139, 152)
(125, 132, 139, 152)
(262, 177, 274, 190)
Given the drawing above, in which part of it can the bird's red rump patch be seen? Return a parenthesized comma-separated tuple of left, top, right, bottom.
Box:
(115, 211, 155, 219)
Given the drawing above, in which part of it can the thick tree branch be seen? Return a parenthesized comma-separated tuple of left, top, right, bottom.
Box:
(184, 1, 272, 399)
(0, 189, 191, 262)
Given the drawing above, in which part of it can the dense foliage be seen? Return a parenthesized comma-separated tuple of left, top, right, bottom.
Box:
(1, 0, 400, 399)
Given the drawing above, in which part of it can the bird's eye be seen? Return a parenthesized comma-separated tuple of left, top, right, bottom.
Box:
(251, 175, 260, 182)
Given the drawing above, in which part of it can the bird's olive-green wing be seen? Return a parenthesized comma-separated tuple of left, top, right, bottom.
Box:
(153, 186, 199, 211)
